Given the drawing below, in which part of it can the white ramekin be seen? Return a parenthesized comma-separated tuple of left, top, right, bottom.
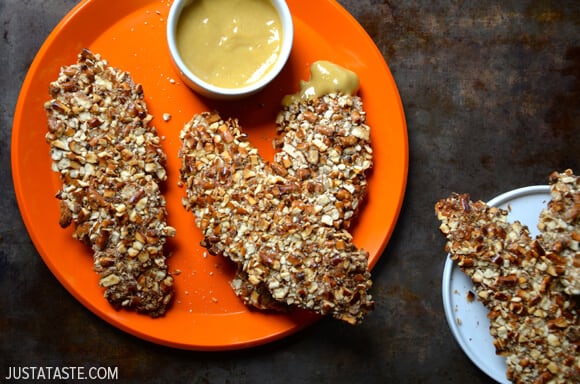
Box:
(166, 0, 294, 100)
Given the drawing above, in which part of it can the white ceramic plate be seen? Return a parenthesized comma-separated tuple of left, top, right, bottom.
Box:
(441, 185, 551, 383)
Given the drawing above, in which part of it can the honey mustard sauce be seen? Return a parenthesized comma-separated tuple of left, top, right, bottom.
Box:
(176, 0, 282, 88)
(282, 61, 359, 106)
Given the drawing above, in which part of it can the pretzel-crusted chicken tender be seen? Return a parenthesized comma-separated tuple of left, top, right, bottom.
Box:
(45, 49, 175, 317)
(179, 96, 375, 324)
(435, 171, 580, 383)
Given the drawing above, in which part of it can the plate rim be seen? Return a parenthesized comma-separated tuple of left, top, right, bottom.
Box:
(441, 185, 551, 382)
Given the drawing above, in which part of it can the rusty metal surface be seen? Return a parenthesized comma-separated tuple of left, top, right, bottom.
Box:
(1, 0, 578, 383)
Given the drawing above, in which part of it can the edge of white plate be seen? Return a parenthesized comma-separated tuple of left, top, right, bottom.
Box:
(441, 185, 551, 384)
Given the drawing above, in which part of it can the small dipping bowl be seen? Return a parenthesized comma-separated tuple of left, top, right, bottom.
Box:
(167, 0, 294, 100)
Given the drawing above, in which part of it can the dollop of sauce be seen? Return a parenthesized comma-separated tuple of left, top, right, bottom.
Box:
(176, 0, 282, 88)
(282, 61, 359, 106)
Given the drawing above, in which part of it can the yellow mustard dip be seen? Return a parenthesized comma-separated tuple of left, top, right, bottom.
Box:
(176, 0, 282, 89)
(282, 61, 359, 106)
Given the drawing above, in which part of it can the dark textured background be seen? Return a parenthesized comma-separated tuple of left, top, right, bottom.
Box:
(1, 1, 578, 383)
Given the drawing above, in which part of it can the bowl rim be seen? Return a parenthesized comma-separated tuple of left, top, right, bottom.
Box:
(166, 0, 294, 98)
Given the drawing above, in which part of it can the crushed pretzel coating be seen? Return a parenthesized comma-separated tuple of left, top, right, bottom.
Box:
(44, 49, 175, 317)
(230, 93, 375, 313)
(538, 169, 580, 296)
(273, 92, 373, 230)
(435, 173, 580, 383)
(179, 94, 374, 324)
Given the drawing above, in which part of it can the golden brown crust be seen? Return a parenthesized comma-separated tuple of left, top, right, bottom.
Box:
(538, 169, 580, 296)
(435, 187, 580, 383)
(179, 104, 374, 324)
(45, 49, 175, 317)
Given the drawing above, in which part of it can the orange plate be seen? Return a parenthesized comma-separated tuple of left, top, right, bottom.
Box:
(11, 0, 408, 350)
